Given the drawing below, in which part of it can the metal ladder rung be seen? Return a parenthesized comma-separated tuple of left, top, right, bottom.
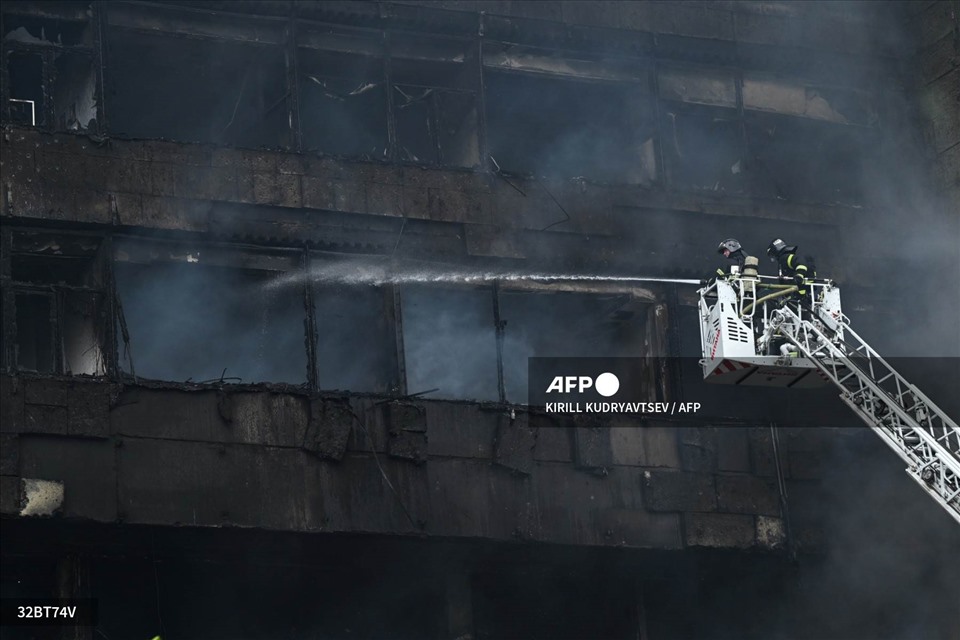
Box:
(838, 371, 858, 385)
(875, 371, 896, 385)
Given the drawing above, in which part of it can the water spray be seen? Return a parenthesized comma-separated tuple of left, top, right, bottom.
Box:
(262, 259, 701, 290)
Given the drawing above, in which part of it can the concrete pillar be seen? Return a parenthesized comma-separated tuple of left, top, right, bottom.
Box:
(635, 579, 649, 640)
(444, 567, 473, 640)
(56, 554, 92, 640)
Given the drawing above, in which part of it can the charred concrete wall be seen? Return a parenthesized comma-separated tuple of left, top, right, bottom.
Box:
(0, 375, 831, 552)
(1, 1, 959, 639)
(1, 427, 957, 640)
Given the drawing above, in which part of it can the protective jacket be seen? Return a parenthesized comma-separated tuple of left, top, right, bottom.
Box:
(777, 251, 809, 296)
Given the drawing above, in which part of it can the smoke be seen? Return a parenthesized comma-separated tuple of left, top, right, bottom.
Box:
(116, 262, 307, 384)
(297, 261, 670, 401)
(260, 255, 678, 401)
(828, 3, 960, 419)
(499, 290, 651, 402)
(313, 283, 397, 393)
(401, 285, 500, 401)
(300, 72, 388, 158)
(780, 429, 960, 640)
(264, 258, 692, 401)
(751, 6, 960, 639)
(485, 69, 652, 184)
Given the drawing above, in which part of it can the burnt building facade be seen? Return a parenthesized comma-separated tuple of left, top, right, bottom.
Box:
(1, 1, 958, 639)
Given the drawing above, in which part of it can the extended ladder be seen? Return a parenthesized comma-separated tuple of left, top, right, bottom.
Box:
(768, 305, 960, 524)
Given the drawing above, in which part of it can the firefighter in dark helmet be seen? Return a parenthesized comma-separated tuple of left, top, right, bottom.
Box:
(766, 238, 810, 298)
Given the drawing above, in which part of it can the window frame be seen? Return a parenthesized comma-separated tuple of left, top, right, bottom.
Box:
(1, 5, 101, 132)
(2, 227, 111, 377)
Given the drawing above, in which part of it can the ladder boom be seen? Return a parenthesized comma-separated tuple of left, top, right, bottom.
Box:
(769, 305, 960, 523)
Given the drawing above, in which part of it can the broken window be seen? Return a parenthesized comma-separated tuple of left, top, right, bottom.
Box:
(14, 293, 55, 372)
(113, 241, 307, 384)
(105, 6, 288, 148)
(5, 50, 42, 125)
(400, 285, 499, 401)
(745, 112, 874, 203)
(391, 33, 479, 167)
(660, 102, 745, 194)
(61, 291, 102, 375)
(9, 232, 108, 376)
(298, 26, 387, 158)
(311, 256, 398, 393)
(52, 51, 96, 131)
(2, 8, 98, 130)
(3, 11, 92, 48)
(394, 88, 479, 166)
(484, 69, 657, 184)
(498, 288, 657, 404)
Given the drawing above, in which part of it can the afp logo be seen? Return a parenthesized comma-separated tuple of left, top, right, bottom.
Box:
(545, 372, 620, 397)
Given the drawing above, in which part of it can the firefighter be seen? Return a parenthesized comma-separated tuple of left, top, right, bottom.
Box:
(716, 238, 747, 276)
(766, 238, 810, 298)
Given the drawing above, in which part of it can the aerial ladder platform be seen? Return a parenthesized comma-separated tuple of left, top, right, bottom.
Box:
(697, 262, 960, 524)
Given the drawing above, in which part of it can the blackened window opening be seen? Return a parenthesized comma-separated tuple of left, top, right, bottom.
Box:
(14, 293, 54, 373)
(485, 71, 654, 183)
(745, 112, 872, 204)
(391, 38, 479, 168)
(6, 50, 43, 126)
(499, 291, 653, 404)
(3, 11, 97, 131)
(660, 102, 745, 194)
(313, 280, 398, 393)
(10, 233, 108, 376)
(393, 86, 479, 167)
(52, 52, 96, 131)
(401, 285, 499, 402)
(107, 29, 288, 148)
(298, 47, 388, 158)
(114, 261, 307, 385)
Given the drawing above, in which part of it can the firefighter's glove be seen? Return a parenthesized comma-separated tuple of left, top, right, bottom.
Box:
(793, 274, 805, 287)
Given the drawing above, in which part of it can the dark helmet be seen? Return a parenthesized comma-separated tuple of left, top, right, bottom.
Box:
(718, 238, 742, 255)
(766, 238, 796, 261)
